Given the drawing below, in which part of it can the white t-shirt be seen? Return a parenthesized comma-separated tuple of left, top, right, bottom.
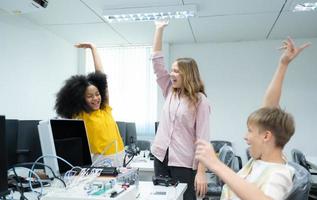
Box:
(221, 159, 295, 200)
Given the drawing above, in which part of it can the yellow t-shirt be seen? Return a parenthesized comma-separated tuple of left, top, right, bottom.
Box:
(76, 105, 124, 156)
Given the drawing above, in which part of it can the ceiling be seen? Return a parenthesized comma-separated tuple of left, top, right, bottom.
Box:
(0, 0, 317, 46)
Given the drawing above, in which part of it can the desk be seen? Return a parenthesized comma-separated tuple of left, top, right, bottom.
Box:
(41, 180, 137, 200)
(10, 177, 136, 200)
(11, 181, 186, 200)
(129, 154, 154, 181)
(137, 181, 187, 200)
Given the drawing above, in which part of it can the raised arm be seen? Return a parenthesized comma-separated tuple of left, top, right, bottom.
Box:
(262, 37, 310, 108)
(75, 43, 104, 73)
(153, 20, 169, 52)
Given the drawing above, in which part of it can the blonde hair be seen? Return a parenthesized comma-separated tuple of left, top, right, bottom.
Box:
(173, 58, 206, 106)
(247, 107, 295, 148)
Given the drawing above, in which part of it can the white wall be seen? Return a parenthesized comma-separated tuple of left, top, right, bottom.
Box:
(1, 11, 316, 162)
(0, 13, 77, 120)
(168, 38, 317, 162)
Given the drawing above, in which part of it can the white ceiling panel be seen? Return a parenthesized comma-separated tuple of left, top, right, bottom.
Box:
(190, 13, 278, 43)
(43, 23, 127, 45)
(1, 0, 316, 45)
(164, 19, 196, 44)
(184, 0, 287, 16)
(269, 10, 317, 39)
(24, 0, 103, 25)
(109, 21, 155, 45)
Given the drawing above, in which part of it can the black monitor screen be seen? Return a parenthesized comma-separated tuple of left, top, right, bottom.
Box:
(50, 119, 91, 173)
(5, 119, 18, 168)
(0, 115, 9, 197)
(17, 120, 42, 165)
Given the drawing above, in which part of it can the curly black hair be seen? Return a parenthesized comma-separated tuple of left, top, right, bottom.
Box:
(55, 72, 108, 118)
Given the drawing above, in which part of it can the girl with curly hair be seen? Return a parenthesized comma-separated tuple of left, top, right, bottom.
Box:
(55, 43, 124, 167)
(150, 20, 211, 200)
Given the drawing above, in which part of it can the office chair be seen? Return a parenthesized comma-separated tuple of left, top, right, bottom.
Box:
(136, 140, 151, 151)
(203, 144, 237, 200)
(286, 161, 311, 200)
(246, 148, 251, 161)
(231, 155, 242, 172)
(210, 140, 232, 153)
(291, 149, 317, 200)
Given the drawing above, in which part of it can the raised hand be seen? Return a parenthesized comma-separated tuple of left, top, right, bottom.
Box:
(155, 19, 169, 29)
(74, 42, 95, 49)
(75, 42, 103, 72)
(279, 37, 310, 66)
(153, 20, 169, 52)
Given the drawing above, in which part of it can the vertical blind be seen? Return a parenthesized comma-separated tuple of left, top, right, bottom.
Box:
(85, 46, 157, 139)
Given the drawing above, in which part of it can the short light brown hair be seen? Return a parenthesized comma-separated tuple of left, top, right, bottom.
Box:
(247, 107, 295, 148)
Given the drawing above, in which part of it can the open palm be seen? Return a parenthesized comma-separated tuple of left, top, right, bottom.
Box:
(279, 37, 310, 65)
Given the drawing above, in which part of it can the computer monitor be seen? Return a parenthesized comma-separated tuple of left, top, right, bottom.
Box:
(5, 119, 18, 168)
(0, 115, 9, 197)
(38, 119, 92, 176)
(16, 120, 42, 165)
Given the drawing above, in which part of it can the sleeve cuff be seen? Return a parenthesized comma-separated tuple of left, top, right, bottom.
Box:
(151, 51, 164, 59)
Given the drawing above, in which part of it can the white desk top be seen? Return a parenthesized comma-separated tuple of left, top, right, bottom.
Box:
(41, 184, 136, 200)
(12, 181, 186, 200)
(137, 181, 187, 200)
(129, 154, 154, 172)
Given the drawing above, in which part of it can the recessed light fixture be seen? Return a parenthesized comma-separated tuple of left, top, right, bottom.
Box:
(293, 2, 317, 12)
(103, 5, 197, 23)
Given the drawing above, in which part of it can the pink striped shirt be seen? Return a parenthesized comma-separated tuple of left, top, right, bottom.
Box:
(150, 52, 211, 169)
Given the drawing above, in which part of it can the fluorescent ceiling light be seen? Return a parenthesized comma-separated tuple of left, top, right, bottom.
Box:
(293, 2, 317, 12)
(103, 5, 197, 23)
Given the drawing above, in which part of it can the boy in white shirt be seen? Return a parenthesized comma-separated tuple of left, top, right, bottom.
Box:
(195, 37, 310, 200)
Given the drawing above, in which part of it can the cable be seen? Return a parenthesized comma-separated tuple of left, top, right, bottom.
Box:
(31, 154, 76, 174)
(91, 140, 118, 167)
(123, 154, 134, 167)
(10, 167, 27, 200)
(30, 155, 81, 189)
(11, 162, 66, 188)
(11, 167, 43, 200)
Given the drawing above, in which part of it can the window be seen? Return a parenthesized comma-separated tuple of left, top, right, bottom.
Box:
(85, 46, 157, 140)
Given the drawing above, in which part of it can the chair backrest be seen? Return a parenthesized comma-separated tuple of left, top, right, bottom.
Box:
(246, 148, 251, 161)
(291, 149, 310, 171)
(205, 144, 236, 197)
(286, 162, 312, 200)
(154, 121, 159, 134)
(231, 155, 243, 172)
(210, 140, 232, 153)
(218, 144, 235, 166)
(116, 121, 127, 145)
(136, 140, 151, 151)
(126, 122, 137, 145)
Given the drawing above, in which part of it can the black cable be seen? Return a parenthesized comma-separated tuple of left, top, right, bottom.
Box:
(11, 167, 28, 200)
(11, 162, 66, 188)
(123, 153, 134, 167)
